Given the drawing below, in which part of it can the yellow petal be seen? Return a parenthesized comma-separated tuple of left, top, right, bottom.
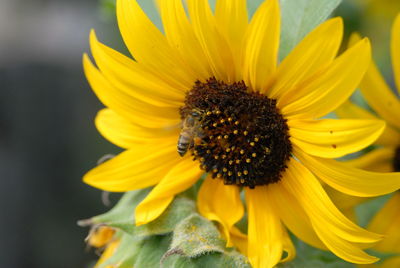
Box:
(313, 226, 378, 264)
(335, 101, 376, 120)
(281, 38, 371, 119)
(288, 118, 385, 158)
(391, 14, 400, 94)
(230, 226, 248, 255)
(281, 228, 296, 263)
(95, 239, 120, 268)
(242, 0, 280, 91)
(197, 176, 244, 247)
(268, 182, 327, 250)
(325, 186, 368, 223)
(335, 101, 400, 147)
(350, 33, 400, 129)
(245, 186, 284, 268)
(187, 0, 236, 82)
(282, 159, 381, 263)
(159, 0, 211, 80)
(368, 192, 400, 253)
(325, 186, 368, 211)
(295, 147, 400, 197)
(116, 0, 196, 89)
(95, 109, 179, 148)
(215, 0, 248, 81)
(343, 147, 395, 172)
(83, 140, 179, 192)
(90, 30, 185, 107)
(135, 158, 203, 225)
(269, 17, 343, 100)
(83, 54, 180, 129)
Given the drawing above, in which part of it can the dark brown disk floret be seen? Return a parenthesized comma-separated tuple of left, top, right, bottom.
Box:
(179, 77, 292, 188)
(394, 147, 400, 172)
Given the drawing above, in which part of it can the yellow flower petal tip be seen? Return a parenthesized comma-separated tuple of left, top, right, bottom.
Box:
(134, 201, 166, 226)
(88, 226, 115, 248)
(323, 17, 343, 33)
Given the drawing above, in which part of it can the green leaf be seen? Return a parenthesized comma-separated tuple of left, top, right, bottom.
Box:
(95, 199, 250, 268)
(162, 252, 251, 268)
(99, 231, 171, 268)
(110, 196, 197, 237)
(279, 0, 342, 60)
(168, 214, 226, 257)
(162, 214, 250, 267)
(92, 189, 150, 224)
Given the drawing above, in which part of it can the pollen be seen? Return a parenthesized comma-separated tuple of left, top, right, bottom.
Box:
(179, 77, 292, 188)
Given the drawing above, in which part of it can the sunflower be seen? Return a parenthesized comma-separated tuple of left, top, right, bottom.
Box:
(333, 14, 400, 267)
(83, 0, 400, 267)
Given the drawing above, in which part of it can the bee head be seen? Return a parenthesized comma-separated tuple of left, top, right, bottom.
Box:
(191, 110, 201, 118)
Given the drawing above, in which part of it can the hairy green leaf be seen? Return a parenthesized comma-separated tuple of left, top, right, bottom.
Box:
(162, 252, 251, 268)
(109, 197, 197, 237)
(162, 214, 249, 267)
(168, 214, 226, 257)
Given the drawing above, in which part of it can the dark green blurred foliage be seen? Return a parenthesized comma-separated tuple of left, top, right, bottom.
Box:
(0, 0, 123, 267)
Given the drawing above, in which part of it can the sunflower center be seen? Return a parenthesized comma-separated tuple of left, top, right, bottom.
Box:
(178, 77, 292, 188)
(393, 147, 400, 172)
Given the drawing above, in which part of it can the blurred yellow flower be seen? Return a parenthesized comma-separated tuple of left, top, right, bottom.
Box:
(83, 0, 400, 267)
(88, 226, 115, 249)
(95, 239, 120, 268)
(335, 14, 400, 264)
(353, 0, 400, 20)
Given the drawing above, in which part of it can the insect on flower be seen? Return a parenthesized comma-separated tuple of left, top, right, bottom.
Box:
(177, 109, 205, 157)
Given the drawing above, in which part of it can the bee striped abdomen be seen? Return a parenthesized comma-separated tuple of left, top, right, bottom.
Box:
(177, 133, 191, 156)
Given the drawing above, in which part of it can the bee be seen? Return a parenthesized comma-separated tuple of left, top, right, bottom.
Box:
(177, 110, 204, 157)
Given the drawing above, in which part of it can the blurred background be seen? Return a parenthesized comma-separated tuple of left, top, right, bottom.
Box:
(0, 0, 398, 267)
